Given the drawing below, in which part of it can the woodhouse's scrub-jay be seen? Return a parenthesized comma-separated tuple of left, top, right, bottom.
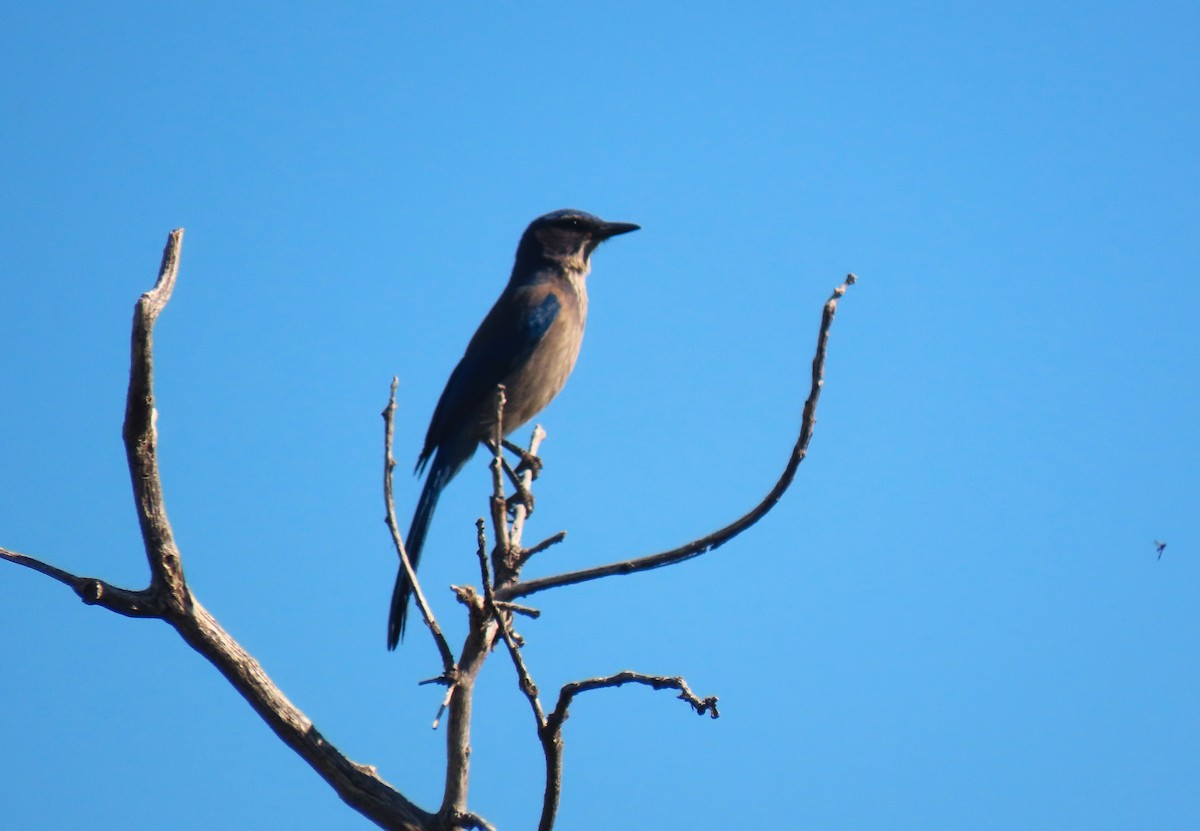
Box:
(387, 209, 639, 649)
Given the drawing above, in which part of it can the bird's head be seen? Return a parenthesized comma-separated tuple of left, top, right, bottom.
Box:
(515, 209, 639, 273)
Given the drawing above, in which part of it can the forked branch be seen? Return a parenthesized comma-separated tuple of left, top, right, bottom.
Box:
(534, 671, 719, 831)
(1, 230, 432, 831)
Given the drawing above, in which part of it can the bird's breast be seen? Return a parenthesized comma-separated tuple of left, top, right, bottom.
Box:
(499, 307, 585, 432)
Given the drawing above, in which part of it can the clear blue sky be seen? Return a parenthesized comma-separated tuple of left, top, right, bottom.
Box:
(2, 2, 1197, 829)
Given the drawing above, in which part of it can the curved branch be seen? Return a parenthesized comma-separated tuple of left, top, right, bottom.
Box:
(499, 274, 857, 603)
(536, 670, 719, 831)
(551, 671, 719, 721)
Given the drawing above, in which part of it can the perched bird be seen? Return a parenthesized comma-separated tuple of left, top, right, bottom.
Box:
(387, 209, 639, 649)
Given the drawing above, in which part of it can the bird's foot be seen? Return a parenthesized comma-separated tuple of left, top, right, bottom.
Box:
(506, 485, 535, 518)
(502, 439, 543, 479)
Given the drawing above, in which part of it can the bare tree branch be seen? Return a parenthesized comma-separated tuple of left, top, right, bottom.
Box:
(123, 228, 189, 609)
(516, 530, 567, 569)
(498, 274, 857, 603)
(383, 376, 457, 678)
(551, 672, 720, 721)
(495, 600, 540, 619)
(487, 387, 513, 560)
(0, 547, 162, 617)
(534, 670, 719, 831)
(3, 230, 433, 831)
(176, 598, 432, 830)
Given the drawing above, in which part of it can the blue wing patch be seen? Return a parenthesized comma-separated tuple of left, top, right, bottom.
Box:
(417, 289, 561, 469)
(522, 292, 560, 344)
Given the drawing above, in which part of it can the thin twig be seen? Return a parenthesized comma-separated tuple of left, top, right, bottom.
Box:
(431, 684, 456, 731)
(516, 530, 567, 569)
(474, 519, 496, 608)
(500, 274, 857, 603)
(382, 376, 456, 676)
(495, 600, 540, 619)
(551, 671, 720, 723)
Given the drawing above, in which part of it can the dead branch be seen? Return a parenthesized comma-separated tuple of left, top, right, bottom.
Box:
(516, 530, 567, 569)
(123, 228, 189, 609)
(383, 376, 457, 678)
(0, 547, 161, 617)
(487, 387, 512, 559)
(497, 274, 857, 603)
(534, 671, 719, 831)
(1, 230, 432, 831)
(552, 671, 720, 721)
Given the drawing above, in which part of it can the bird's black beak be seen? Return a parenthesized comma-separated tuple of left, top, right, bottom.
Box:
(597, 221, 640, 240)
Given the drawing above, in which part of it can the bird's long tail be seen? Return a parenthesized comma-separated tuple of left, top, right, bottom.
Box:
(387, 451, 457, 650)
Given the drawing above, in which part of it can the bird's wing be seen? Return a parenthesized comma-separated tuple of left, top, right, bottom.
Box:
(417, 287, 561, 470)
